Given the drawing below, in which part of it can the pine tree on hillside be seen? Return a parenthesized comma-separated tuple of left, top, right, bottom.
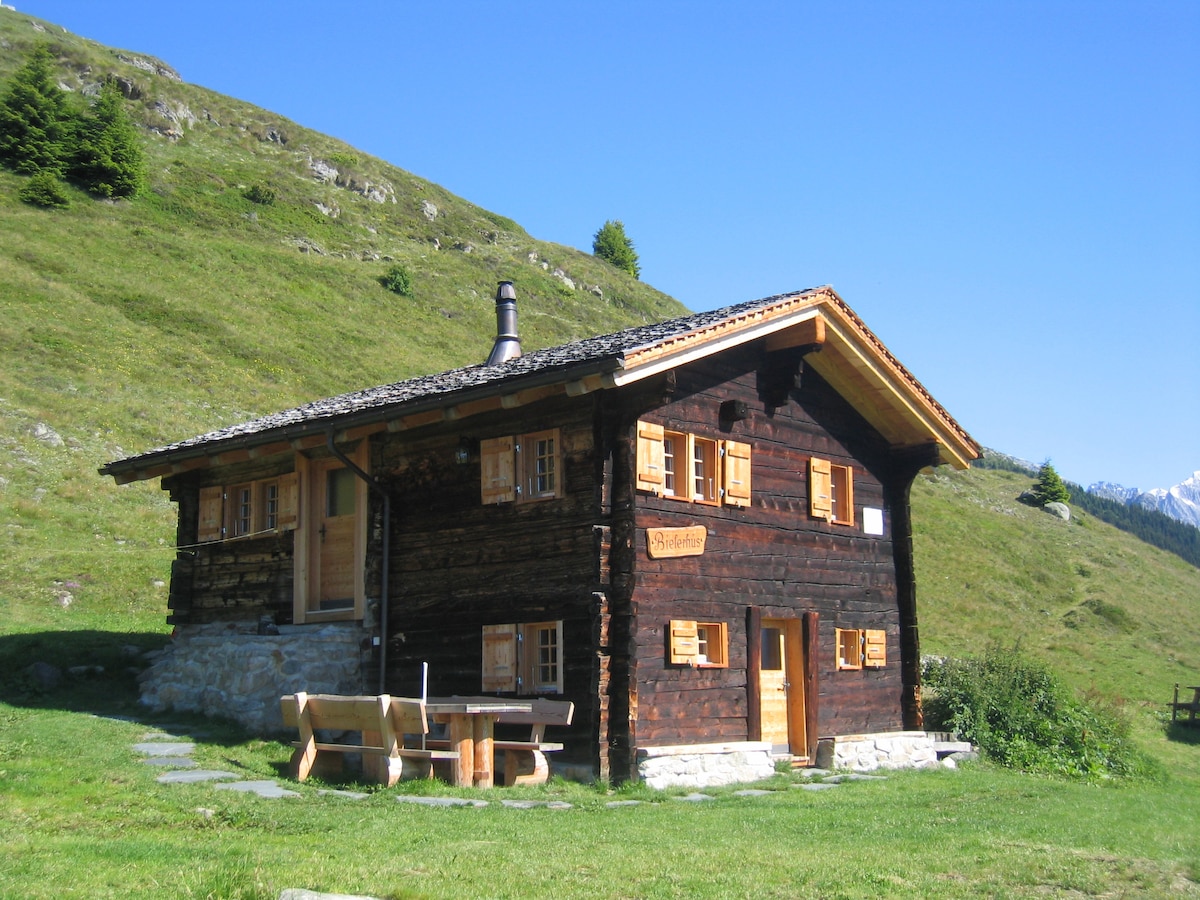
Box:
(1032, 460, 1071, 506)
(592, 219, 641, 279)
(0, 44, 71, 176)
(70, 79, 145, 198)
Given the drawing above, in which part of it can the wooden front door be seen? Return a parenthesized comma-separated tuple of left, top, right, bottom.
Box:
(295, 448, 366, 622)
(759, 618, 807, 756)
(314, 459, 357, 610)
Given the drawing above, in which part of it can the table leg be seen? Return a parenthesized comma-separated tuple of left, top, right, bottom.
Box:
(446, 714, 475, 788)
(472, 714, 497, 788)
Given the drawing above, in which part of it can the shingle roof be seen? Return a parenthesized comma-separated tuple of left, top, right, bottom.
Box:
(101, 289, 818, 476)
(101, 285, 981, 478)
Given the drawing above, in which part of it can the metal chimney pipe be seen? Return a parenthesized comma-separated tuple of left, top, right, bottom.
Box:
(486, 281, 522, 365)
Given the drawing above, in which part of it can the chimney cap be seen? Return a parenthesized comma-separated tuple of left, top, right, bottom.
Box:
(497, 280, 516, 301)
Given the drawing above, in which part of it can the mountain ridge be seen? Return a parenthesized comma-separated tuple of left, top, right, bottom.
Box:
(1088, 472, 1200, 530)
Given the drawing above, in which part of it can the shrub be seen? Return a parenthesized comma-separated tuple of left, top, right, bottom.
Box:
(243, 183, 276, 205)
(380, 264, 413, 296)
(922, 646, 1160, 779)
(20, 172, 71, 208)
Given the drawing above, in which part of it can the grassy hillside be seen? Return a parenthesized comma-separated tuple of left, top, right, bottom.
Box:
(0, 10, 685, 643)
(1, 9, 1197, 768)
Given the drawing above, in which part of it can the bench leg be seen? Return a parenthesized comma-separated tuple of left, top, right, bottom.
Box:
(291, 747, 343, 782)
(503, 748, 550, 786)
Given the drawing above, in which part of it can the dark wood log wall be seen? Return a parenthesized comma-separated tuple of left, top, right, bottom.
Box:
(163, 454, 297, 627)
(376, 395, 608, 774)
(628, 343, 913, 745)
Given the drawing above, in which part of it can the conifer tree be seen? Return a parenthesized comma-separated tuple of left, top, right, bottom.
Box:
(592, 219, 641, 279)
(0, 44, 71, 176)
(1032, 460, 1071, 505)
(70, 79, 145, 198)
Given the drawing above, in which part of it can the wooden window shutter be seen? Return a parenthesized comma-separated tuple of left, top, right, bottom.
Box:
(635, 421, 665, 494)
(722, 440, 752, 507)
(276, 472, 299, 531)
(836, 628, 863, 670)
(835, 464, 855, 526)
(809, 457, 833, 521)
(481, 623, 518, 691)
(197, 486, 224, 542)
(668, 619, 699, 665)
(480, 436, 515, 504)
(863, 629, 886, 668)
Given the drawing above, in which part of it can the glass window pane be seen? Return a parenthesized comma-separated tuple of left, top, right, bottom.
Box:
(761, 627, 783, 670)
(326, 467, 356, 517)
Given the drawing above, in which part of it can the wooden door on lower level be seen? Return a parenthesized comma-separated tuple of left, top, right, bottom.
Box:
(759, 618, 807, 756)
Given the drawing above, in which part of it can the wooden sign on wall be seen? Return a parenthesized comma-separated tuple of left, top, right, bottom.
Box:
(647, 525, 707, 559)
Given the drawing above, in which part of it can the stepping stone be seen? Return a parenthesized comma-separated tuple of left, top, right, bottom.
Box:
(672, 792, 716, 802)
(733, 789, 774, 797)
(156, 769, 240, 784)
(214, 780, 300, 799)
(605, 800, 643, 808)
(279, 891, 383, 900)
(823, 773, 887, 783)
(141, 757, 198, 768)
(796, 768, 832, 779)
(499, 799, 572, 810)
(140, 732, 187, 742)
(318, 789, 370, 801)
(133, 742, 195, 757)
(395, 795, 488, 808)
(794, 782, 839, 791)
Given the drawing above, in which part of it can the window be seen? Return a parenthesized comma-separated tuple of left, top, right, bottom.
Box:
(481, 621, 564, 694)
(836, 628, 886, 670)
(668, 619, 729, 668)
(479, 429, 561, 504)
(809, 457, 855, 526)
(636, 421, 751, 508)
(692, 436, 719, 504)
(197, 475, 296, 542)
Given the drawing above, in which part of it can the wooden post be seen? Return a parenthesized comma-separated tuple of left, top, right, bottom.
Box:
(802, 610, 820, 761)
(473, 714, 496, 788)
(746, 606, 762, 741)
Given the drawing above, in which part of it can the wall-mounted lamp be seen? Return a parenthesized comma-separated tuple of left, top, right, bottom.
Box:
(454, 437, 473, 465)
(719, 399, 749, 423)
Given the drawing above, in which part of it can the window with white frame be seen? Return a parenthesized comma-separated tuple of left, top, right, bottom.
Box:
(479, 429, 561, 505)
(481, 620, 564, 693)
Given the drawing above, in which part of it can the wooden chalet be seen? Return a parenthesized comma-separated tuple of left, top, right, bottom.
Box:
(102, 284, 980, 783)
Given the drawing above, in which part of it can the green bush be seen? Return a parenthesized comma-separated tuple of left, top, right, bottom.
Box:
(243, 183, 276, 205)
(380, 263, 413, 296)
(19, 171, 71, 208)
(922, 646, 1160, 780)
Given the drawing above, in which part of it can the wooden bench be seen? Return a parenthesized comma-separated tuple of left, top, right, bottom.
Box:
(493, 698, 574, 786)
(1172, 684, 1200, 725)
(280, 692, 459, 786)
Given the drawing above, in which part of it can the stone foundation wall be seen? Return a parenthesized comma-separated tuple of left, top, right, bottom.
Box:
(822, 730, 940, 771)
(636, 741, 776, 789)
(138, 622, 370, 733)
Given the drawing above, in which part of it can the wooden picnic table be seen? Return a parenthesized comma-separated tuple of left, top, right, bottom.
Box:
(425, 697, 532, 788)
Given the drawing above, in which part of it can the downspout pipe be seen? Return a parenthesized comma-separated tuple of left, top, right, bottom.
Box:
(326, 430, 391, 694)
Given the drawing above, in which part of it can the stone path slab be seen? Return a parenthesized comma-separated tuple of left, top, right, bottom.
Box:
(141, 757, 198, 768)
(215, 780, 301, 799)
(394, 795, 489, 808)
(133, 742, 195, 757)
(156, 769, 241, 784)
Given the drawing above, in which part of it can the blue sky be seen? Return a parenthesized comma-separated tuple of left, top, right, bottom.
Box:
(15, 1, 1199, 491)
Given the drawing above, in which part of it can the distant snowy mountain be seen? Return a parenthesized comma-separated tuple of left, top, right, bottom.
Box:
(1087, 472, 1200, 530)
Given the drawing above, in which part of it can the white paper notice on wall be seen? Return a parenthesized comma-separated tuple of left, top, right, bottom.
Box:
(863, 507, 884, 536)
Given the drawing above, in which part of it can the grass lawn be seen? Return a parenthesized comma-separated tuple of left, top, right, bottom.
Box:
(1, 696, 1198, 899)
